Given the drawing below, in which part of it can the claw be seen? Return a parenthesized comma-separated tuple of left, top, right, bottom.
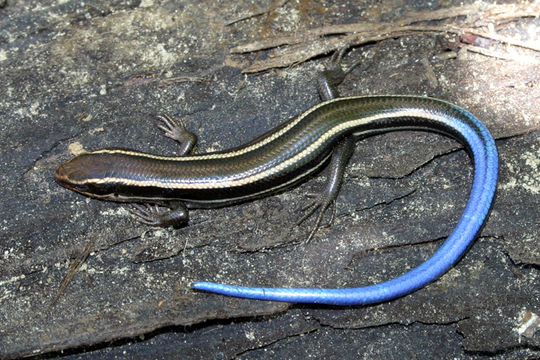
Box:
(127, 202, 189, 227)
(156, 114, 187, 142)
(296, 137, 355, 243)
(127, 203, 163, 226)
(297, 200, 319, 226)
(297, 197, 336, 243)
(326, 47, 369, 77)
(155, 114, 197, 155)
(329, 47, 348, 67)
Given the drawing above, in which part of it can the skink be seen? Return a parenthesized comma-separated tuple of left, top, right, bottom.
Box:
(55, 51, 498, 305)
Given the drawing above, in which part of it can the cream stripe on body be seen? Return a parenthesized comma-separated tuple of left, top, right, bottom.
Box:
(92, 96, 458, 162)
(86, 108, 448, 190)
(91, 98, 342, 161)
(84, 152, 333, 203)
